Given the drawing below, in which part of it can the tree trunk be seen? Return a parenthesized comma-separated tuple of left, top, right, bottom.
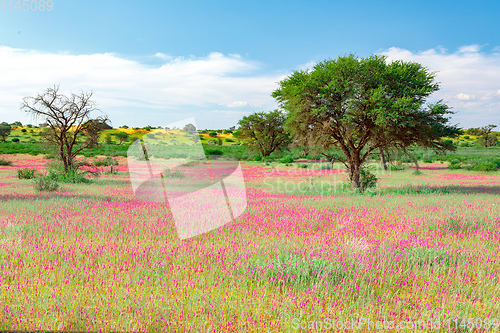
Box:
(379, 147, 387, 171)
(347, 160, 362, 192)
(410, 154, 419, 172)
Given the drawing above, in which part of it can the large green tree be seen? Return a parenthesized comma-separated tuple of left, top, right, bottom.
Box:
(237, 110, 290, 157)
(272, 54, 460, 191)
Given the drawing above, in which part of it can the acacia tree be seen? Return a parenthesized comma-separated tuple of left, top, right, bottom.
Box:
(272, 54, 460, 191)
(237, 110, 290, 157)
(0, 122, 11, 141)
(477, 124, 497, 147)
(21, 85, 109, 172)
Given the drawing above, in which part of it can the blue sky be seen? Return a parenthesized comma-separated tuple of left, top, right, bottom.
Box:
(1, 0, 500, 129)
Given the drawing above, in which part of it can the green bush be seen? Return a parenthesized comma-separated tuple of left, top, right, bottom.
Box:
(209, 132, 217, 137)
(12, 138, 19, 143)
(18, 167, 39, 179)
(360, 166, 378, 191)
(93, 156, 118, 167)
(207, 149, 223, 156)
(281, 156, 294, 164)
(448, 161, 462, 170)
(0, 158, 12, 166)
(46, 162, 91, 184)
(163, 167, 185, 179)
(473, 161, 497, 171)
(21, 129, 27, 133)
(422, 153, 434, 163)
(390, 162, 406, 171)
(225, 138, 235, 143)
(33, 176, 59, 192)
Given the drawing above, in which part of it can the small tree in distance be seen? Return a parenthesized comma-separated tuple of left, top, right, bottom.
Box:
(0, 122, 11, 141)
(21, 85, 109, 172)
(115, 131, 130, 144)
(237, 110, 290, 157)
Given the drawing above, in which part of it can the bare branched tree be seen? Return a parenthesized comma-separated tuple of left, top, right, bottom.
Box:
(21, 85, 109, 172)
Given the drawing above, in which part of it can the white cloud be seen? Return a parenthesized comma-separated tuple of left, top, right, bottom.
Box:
(0, 46, 282, 127)
(458, 44, 481, 53)
(380, 45, 500, 127)
(457, 93, 475, 100)
(227, 101, 248, 107)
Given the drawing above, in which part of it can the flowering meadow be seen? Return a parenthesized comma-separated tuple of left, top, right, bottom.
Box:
(0, 155, 500, 331)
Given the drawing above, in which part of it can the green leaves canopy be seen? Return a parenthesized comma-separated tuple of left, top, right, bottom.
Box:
(272, 54, 460, 167)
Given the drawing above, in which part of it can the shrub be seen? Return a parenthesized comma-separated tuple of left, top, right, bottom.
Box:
(0, 158, 12, 166)
(163, 167, 185, 179)
(18, 167, 39, 179)
(21, 129, 27, 133)
(448, 161, 462, 170)
(12, 138, 19, 143)
(225, 138, 234, 143)
(209, 132, 217, 137)
(33, 176, 59, 192)
(463, 135, 470, 139)
(473, 161, 497, 171)
(207, 149, 223, 156)
(46, 162, 91, 184)
(422, 153, 433, 163)
(217, 138, 223, 146)
(93, 156, 118, 167)
(390, 162, 406, 171)
(281, 156, 294, 164)
(207, 139, 216, 145)
(360, 166, 378, 191)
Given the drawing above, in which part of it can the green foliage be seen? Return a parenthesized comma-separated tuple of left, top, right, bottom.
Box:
(206, 149, 223, 156)
(394, 247, 459, 268)
(272, 54, 459, 190)
(32, 176, 59, 192)
(21, 129, 27, 133)
(104, 134, 113, 144)
(162, 167, 185, 179)
(252, 252, 347, 289)
(390, 162, 406, 171)
(208, 131, 217, 137)
(237, 110, 290, 157)
(93, 156, 118, 167)
(448, 159, 462, 170)
(207, 139, 216, 145)
(17, 167, 39, 179)
(0, 157, 12, 166)
(217, 137, 223, 146)
(11, 138, 19, 143)
(281, 156, 294, 164)
(183, 124, 197, 134)
(224, 138, 235, 143)
(462, 156, 500, 171)
(46, 162, 91, 184)
(422, 152, 434, 163)
(360, 166, 378, 191)
(473, 161, 498, 171)
(115, 131, 129, 144)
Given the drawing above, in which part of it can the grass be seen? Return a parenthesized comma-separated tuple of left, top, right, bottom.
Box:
(0, 154, 499, 330)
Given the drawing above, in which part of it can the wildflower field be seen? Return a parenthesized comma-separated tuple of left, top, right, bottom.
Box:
(0, 154, 500, 332)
